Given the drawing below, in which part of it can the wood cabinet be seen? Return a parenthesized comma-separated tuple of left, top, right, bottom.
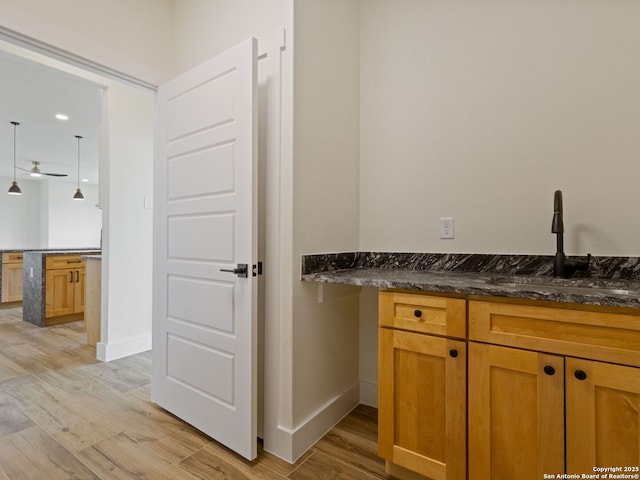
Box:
(1, 252, 23, 303)
(45, 255, 85, 320)
(83, 258, 101, 346)
(468, 343, 565, 479)
(378, 292, 467, 480)
(379, 292, 640, 480)
(468, 300, 640, 479)
(565, 358, 640, 474)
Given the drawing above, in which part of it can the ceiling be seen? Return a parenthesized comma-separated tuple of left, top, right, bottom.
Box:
(0, 49, 101, 186)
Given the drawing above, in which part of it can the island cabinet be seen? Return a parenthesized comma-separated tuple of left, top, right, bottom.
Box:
(378, 291, 467, 480)
(45, 255, 85, 320)
(1, 252, 24, 303)
(468, 300, 640, 479)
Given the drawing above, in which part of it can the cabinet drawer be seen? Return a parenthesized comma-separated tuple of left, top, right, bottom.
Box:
(46, 256, 85, 270)
(379, 291, 466, 338)
(469, 300, 640, 367)
(2, 252, 23, 264)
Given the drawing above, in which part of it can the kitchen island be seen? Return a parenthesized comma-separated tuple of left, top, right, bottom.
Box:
(23, 249, 101, 327)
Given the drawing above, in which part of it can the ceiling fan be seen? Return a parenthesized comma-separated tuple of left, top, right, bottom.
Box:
(18, 161, 68, 177)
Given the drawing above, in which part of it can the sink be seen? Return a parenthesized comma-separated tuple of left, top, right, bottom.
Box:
(486, 276, 640, 297)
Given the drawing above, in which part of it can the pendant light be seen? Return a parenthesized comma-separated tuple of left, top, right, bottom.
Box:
(73, 135, 84, 200)
(7, 121, 21, 195)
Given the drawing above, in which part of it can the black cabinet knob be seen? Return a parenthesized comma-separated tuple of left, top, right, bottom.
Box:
(449, 349, 458, 358)
(574, 370, 587, 381)
(543, 365, 556, 376)
(414, 310, 422, 318)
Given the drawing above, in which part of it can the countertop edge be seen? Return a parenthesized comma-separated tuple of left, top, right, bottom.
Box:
(302, 268, 640, 310)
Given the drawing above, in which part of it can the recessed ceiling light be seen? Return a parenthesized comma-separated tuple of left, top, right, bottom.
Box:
(82, 178, 89, 183)
(55, 114, 69, 121)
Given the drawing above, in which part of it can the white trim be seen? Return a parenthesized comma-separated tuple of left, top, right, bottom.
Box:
(269, 382, 360, 463)
(263, 386, 360, 464)
(96, 334, 151, 362)
(0, 26, 157, 91)
(257, 28, 286, 58)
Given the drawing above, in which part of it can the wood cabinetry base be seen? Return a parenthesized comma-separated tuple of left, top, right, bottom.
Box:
(386, 461, 430, 480)
(44, 312, 84, 326)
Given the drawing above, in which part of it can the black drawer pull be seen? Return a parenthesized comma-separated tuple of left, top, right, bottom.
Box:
(413, 309, 422, 318)
(543, 365, 556, 376)
(574, 370, 587, 381)
(449, 349, 458, 358)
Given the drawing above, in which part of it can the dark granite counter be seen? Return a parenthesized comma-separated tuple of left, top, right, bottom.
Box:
(301, 252, 640, 310)
(23, 249, 101, 327)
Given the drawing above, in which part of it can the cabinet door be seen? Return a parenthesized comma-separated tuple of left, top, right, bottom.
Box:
(73, 267, 86, 313)
(379, 328, 466, 480)
(468, 343, 565, 480)
(566, 358, 640, 473)
(1, 262, 23, 302)
(45, 269, 75, 317)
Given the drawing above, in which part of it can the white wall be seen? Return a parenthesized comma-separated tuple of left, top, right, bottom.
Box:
(359, 0, 640, 257)
(357, 0, 640, 411)
(0, 175, 41, 248)
(99, 84, 154, 360)
(43, 180, 101, 248)
(0, 0, 175, 86)
(0, 175, 100, 249)
(173, 0, 291, 72)
(290, 0, 361, 457)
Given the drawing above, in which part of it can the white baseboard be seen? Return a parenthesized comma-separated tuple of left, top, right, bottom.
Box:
(265, 382, 360, 463)
(359, 380, 378, 408)
(290, 381, 360, 461)
(96, 334, 151, 362)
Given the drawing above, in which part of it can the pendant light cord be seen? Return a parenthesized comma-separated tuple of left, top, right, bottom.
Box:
(76, 135, 82, 189)
(12, 121, 18, 182)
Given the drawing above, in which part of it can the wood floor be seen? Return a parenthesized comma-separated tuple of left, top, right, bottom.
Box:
(0, 305, 391, 480)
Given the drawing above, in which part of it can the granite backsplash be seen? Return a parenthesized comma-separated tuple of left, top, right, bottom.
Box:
(301, 252, 640, 281)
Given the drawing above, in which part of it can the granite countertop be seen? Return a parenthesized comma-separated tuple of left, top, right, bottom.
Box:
(28, 249, 101, 256)
(81, 255, 102, 261)
(301, 252, 640, 309)
(1, 248, 100, 253)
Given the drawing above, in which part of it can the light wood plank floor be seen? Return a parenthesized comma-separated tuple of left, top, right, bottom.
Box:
(0, 305, 391, 480)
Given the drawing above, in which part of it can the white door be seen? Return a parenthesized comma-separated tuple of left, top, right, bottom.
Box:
(152, 38, 258, 460)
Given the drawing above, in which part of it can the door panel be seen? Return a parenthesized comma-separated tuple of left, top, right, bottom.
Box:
(468, 343, 565, 480)
(45, 269, 74, 317)
(167, 276, 234, 332)
(566, 358, 640, 472)
(152, 37, 258, 461)
(379, 327, 467, 480)
(167, 213, 235, 261)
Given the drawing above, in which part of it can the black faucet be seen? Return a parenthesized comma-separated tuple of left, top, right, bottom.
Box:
(551, 190, 590, 278)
